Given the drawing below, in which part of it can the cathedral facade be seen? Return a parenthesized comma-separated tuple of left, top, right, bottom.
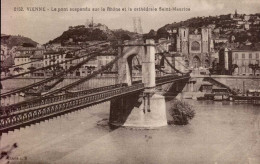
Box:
(176, 27, 214, 69)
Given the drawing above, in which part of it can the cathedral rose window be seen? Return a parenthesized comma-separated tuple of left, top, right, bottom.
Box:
(191, 41, 200, 51)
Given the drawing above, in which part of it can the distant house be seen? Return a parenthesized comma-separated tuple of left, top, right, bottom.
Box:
(79, 57, 98, 76)
(1, 48, 6, 65)
(43, 50, 65, 70)
(236, 20, 245, 25)
(207, 24, 216, 29)
(30, 53, 44, 76)
(244, 23, 250, 30)
(51, 43, 62, 51)
(221, 45, 260, 76)
(16, 47, 44, 56)
(13, 53, 31, 76)
(243, 15, 250, 21)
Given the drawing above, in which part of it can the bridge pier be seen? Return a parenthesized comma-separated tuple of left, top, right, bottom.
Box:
(109, 39, 167, 128)
(109, 92, 167, 128)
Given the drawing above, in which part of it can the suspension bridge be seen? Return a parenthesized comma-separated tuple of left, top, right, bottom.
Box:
(0, 39, 191, 134)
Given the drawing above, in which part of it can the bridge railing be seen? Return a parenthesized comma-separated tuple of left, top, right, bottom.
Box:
(0, 83, 127, 116)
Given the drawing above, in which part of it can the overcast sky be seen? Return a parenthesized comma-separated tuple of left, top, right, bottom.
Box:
(1, 0, 260, 44)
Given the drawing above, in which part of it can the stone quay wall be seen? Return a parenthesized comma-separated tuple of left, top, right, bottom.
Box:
(187, 75, 260, 92)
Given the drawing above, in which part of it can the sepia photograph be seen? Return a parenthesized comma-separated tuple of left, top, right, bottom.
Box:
(1, 0, 260, 163)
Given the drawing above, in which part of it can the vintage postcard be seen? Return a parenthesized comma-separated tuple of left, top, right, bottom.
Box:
(1, 0, 260, 163)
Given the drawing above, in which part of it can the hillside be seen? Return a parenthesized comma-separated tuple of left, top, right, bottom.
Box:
(48, 25, 138, 45)
(1, 34, 38, 48)
(144, 13, 260, 44)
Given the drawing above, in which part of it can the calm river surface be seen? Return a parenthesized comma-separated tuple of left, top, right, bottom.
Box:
(1, 99, 260, 164)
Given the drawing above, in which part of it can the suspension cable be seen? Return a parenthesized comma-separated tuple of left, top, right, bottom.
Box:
(1, 42, 110, 81)
(156, 43, 191, 74)
(44, 46, 142, 96)
(4, 41, 109, 69)
(0, 48, 110, 98)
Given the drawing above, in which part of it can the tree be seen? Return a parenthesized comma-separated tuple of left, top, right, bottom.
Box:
(230, 64, 238, 75)
(157, 28, 169, 39)
(121, 34, 131, 41)
(22, 43, 35, 47)
(13, 67, 24, 73)
(249, 64, 260, 76)
(169, 100, 195, 125)
(143, 29, 157, 40)
(0, 66, 10, 76)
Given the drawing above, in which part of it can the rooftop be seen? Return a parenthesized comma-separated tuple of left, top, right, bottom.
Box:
(44, 50, 63, 55)
(232, 44, 260, 51)
(30, 54, 43, 59)
(15, 53, 32, 58)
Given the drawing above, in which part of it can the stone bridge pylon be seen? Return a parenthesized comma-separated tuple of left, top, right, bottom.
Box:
(109, 39, 168, 128)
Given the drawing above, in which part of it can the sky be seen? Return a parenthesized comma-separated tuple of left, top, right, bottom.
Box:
(1, 0, 260, 44)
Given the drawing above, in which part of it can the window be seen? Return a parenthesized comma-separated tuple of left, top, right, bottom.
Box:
(256, 53, 259, 59)
(242, 54, 245, 58)
(235, 53, 238, 59)
(191, 41, 200, 51)
(249, 53, 252, 59)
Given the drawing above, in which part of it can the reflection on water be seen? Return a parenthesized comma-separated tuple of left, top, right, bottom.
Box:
(1, 99, 260, 164)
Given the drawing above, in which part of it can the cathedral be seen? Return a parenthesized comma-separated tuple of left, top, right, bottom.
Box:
(175, 27, 214, 69)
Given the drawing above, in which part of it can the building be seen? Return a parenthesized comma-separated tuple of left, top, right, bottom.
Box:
(43, 50, 65, 68)
(30, 53, 44, 76)
(15, 47, 44, 56)
(1, 47, 6, 65)
(176, 27, 214, 69)
(79, 56, 98, 76)
(97, 54, 116, 69)
(64, 52, 81, 76)
(244, 23, 250, 30)
(13, 53, 31, 76)
(43, 50, 66, 76)
(232, 47, 260, 76)
(219, 46, 260, 76)
(244, 15, 251, 21)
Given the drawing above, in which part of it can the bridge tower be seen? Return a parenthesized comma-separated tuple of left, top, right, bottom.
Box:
(109, 39, 168, 128)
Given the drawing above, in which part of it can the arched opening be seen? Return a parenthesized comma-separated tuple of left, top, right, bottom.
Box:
(184, 60, 189, 68)
(127, 54, 142, 84)
(204, 59, 209, 68)
(193, 56, 201, 68)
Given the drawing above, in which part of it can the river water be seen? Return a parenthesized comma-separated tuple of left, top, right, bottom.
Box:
(1, 99, 260, 164)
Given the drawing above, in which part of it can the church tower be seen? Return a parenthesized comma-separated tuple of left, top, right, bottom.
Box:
(178, 27, 189, 54)
(201, 27, 209, 53)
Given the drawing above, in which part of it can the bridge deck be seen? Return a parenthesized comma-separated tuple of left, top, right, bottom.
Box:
(0, 75, 190, 134)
